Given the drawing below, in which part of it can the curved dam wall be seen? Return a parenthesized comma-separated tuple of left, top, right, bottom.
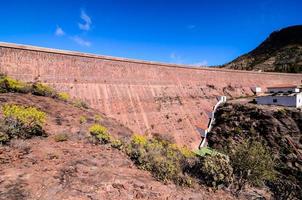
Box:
(1, 42, 301, 148)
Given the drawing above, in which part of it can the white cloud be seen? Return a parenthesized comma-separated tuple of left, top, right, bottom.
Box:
(78, 10, 92, 31)
(191, 60, 208, 67)
(55, 26, 65, 36)
(72, 36, 91, 47)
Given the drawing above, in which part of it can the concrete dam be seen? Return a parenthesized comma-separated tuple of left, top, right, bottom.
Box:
(1, 42, 301, 148)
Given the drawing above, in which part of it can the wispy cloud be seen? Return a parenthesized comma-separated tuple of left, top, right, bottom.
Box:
(55, 9, 93, 47)
(78, 10, 92, 31)
(72, 36, 91, 47)
(187, 24, 196, 29)
(55, 26, 65, 36)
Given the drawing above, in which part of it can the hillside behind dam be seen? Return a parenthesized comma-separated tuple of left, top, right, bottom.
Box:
(224, 25, 302, 73)
(1, 42, 302, 148)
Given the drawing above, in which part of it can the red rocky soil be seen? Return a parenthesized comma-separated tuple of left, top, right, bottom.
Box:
(0, 93, 235, 200)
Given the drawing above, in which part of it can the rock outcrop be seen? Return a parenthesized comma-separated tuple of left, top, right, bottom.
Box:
(208, 102, 302, 199)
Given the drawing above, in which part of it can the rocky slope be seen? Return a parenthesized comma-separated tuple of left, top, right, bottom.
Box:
(0, 93, 235, 200)
(208, 102, 302, 199)
(224, 25, 302, 73)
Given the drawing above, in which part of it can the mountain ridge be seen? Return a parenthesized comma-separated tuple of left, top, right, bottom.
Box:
(223, 25, 302, 73)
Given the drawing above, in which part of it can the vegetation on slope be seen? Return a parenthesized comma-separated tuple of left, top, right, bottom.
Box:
(0, 74, 89, 109)
(224, 25, 302, 73)
(208, 102, 302, 199)
(0, 104, 47, 143)
(0, 76, 234, 189)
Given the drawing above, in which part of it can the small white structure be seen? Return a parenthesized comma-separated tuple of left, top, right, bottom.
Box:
(251, 86, 262, 94)
(256, 85, 302, 108)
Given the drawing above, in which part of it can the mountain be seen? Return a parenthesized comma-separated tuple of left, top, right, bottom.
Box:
(224, 25, 302, 73)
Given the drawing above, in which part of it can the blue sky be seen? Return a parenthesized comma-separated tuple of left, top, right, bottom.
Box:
(0, 0, 301, 66)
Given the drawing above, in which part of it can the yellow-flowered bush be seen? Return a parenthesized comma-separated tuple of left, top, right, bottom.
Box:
(32, 82, 56, 97)
(1, 104, 47, 141)
(2, 104, 46, 126)
(125, 134, 195, 186)
(0, 76, 88, 108)
(131, 134, 148, 146)
(0, 76, 30, 93)
(57, 92, 70, 101)
(89, 124, 111, 144)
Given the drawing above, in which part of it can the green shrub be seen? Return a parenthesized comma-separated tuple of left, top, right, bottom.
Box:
(73, 99, 89, 109)
(54, 133, 68, 142)
(0, 76, 73, 103)
(1, 104, 47, 141)
(125, 134, 194, 186)
(79, 116, 87, 124)
(57, 92, 69, 101)
(111, 139, 123, 150)
(196, 147, 216, 156)
(31, 82, 56, 97)
(0, 76, 30, 93)
(0, 131, 9, 143)
(169, 143, 196, 158)
(230, 140, 276, 191)
(89, 124, 111, 144)
(199, 153, 233, 187)
(94, 114, 102, 122)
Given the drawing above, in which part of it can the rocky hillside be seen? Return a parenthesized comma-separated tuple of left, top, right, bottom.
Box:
(224, 25, 302, 73)
(208, 102, 302, 199)
(0, 93, 238, 200)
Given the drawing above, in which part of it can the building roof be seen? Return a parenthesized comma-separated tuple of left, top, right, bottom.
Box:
(257, 92, 300, 97)
(267, 84, 298, 89)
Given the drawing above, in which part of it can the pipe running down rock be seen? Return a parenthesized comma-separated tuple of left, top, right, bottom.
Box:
(198, 96, 227, 148)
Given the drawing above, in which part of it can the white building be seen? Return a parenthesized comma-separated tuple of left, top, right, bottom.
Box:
(256, 85, 302, 108)
(267, 85, 300, 93)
